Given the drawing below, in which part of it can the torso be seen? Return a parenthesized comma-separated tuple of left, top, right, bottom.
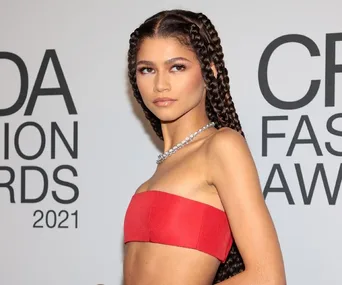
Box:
(124, 128, 226, 285)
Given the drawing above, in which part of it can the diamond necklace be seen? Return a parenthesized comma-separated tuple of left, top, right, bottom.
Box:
(156, 121, 215, 164)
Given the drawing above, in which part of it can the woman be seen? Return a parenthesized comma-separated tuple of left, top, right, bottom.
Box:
(123, 9, 286, 285)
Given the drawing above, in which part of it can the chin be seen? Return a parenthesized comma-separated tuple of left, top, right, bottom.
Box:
(147, 101, 193, 123)
(155, 114, 180, 123)
(152, 110, 184, 123)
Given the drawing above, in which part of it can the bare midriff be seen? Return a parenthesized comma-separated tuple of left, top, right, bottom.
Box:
(123, 242, 220, 285)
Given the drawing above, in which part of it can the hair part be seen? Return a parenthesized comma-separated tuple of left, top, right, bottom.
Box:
(127, 9, 245, 282)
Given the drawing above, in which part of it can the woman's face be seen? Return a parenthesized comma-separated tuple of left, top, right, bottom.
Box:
(135, 36, 207, 122)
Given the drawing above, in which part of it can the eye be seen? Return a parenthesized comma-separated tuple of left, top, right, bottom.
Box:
(170, 64, 186, 72)
(137, 67, 154, 74)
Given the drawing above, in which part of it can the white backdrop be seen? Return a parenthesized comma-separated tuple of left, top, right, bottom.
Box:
(0, 0, 341, 284)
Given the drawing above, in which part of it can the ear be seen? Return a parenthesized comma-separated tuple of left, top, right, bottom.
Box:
(210, 62, 218, 78)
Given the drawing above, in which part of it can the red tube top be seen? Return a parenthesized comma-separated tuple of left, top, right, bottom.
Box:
(123, 190, 233, 262)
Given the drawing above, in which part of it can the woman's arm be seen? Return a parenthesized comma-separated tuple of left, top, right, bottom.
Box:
(207, 128, 286, 285)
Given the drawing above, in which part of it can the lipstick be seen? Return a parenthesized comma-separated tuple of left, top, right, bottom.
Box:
(153, 97, 177, 107)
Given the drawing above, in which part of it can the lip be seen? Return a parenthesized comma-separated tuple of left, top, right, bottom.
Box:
(153, 97, 177, 103)
(153, 97, 177, 107)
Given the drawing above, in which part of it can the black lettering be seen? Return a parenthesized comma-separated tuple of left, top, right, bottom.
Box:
(0, 166, 15, 203)
(4, 123, 9, 159)
(287, 115, 322, 156)
(51, 121, 78, 159)
(296, 163, 342, 205)
(326, 113, 342, 156)
(263, 164, 295, 204)
(262, 116, 287, 156)
(259, 34, 320, 109)
(25, 49, 77, 115)
(15, 122, 46, 160)
(52, 165, 79, 204)
(21, 166, 48, 203)
(0, 52, 28, 116)
(326, 33, 342, 107)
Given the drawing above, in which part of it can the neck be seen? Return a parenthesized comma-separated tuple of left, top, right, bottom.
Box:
(161, 114, 212, 152)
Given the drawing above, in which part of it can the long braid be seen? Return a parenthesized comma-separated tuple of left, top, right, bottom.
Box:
(188, 24, 224, 126)
(190, 22, 230, 130)
(197, 13, 245, 138)
(127, 28, 163, 140)
(188, 21, 245, 283)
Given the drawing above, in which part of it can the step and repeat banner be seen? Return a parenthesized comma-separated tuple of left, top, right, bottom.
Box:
(0, 1, 341, 284)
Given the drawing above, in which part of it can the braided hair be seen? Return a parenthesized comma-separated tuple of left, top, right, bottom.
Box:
(127, 9, 245, 283)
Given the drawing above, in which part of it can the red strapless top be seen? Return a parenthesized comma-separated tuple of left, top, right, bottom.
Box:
(123, 190, 233, 262)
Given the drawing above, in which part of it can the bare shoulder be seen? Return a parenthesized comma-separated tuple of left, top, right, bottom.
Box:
(207, 126, 248, 150)
(204, 125, 260, 198)
(134, 179, 151, 194)
(205, 127, 253, 180)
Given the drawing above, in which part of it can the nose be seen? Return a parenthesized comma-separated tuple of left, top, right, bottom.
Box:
(153, 72, 171, 93)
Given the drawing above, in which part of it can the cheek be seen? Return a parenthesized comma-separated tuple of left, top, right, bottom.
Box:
(136, 75, 152, 99)
(175, 70, 205, 97)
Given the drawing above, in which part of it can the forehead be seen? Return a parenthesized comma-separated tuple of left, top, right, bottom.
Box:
(137, 37, 196, 61)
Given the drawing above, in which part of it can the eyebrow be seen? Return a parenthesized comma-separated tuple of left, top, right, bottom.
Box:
(136, 57, 192, 66)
